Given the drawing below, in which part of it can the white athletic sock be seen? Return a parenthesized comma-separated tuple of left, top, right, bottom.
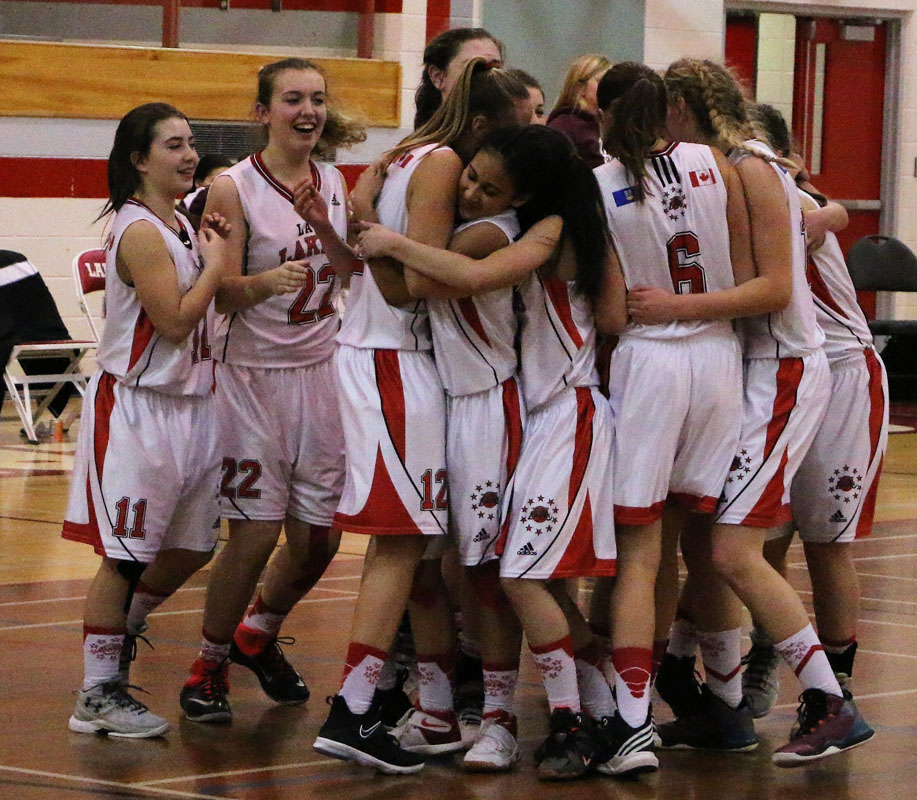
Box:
(611, 647, 652, 728)
(774, 624, 843, 697)
(198, 630, 231, 665)
(574, 641, 615, 717)
(239, 593, 286, 639)
(125, 581, 168, 634)
(416, 653, 454, 713)
(482, 662, 518, 716)
(340, 642, 387, 715)
(697, 627, 743, 708)
(530, 636, 580, 713)
(667, 617, 698, 659)
(82, 626, 124, 690)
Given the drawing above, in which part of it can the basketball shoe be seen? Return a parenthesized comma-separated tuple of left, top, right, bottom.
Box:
(741, 629, 780, 718)
(69, 680, 169, 738)
(657, 684, 758, 752)
(533, 707, 595, 781)
(180, 658, 232, 723)
(393, 707, 466, 754)
(462, 711, 520, 772)
(772, 689, 874, 767)
(654, 653, 704, 719)
(594, 710, 658, 777)
(314, 695, 426, 774)
(229, 636, 309, 704)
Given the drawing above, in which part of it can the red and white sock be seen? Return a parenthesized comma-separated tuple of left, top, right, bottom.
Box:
(482, 661, 518, 717)
(82, 625, 125, 690)
(774, 624, 842, 697)
(235, 593, 287, 655)
(125, 581, 168, 634)
(697, 628, 743, 708)
(574, 640, 615, 718)
(530, 635, 580, 713)
(197, 629, 231, 665)
(611, 647, 652, 728)
(340, 642, 387, 715)
(376, 655, 399, 692)
(667, 617, 698, 659)
(416, 652, 454, 713)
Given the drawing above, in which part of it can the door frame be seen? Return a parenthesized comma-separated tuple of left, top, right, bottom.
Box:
(725, 1, 904, 317)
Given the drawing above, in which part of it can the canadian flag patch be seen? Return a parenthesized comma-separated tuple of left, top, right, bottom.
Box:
(689, 169, 717, 187)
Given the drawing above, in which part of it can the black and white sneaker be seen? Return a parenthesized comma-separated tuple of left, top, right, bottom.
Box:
(595, 710, 658, 777)
(229, 637, 309, 705)
(533, 707, 595, 781)
(314, 695, 426, 775)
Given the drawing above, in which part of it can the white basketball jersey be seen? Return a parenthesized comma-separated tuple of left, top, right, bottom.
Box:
(731, 140, 824, 358)
(517, 272, 598, 411)
(336, 143, 449, 351)
(218, 154, 348, 368)
(429, 210, 521, 396)
(798, 190, 873, 363)
(98, 200, 215, 395)
(595, 142, 735, 340)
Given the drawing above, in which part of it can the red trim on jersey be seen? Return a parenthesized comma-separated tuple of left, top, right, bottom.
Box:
(568, 387, 595, 506)
(542, 278, 584, 349)
(127, 308, 157, 372)
(856, 348, 887, 538)
(501, 377, 523, 480)
(250, 152, 321, 203)
(456, 297, 492, 346)
(61, 372, 116, 555)
(124, 198, 189, 244)
(649, 141, 679, 156)
(332, 446, 424, 535)
(763, 358, 804, 462)
(806, 259, 847, 319)
(741, 447, 794, 528)
(614, 500, 665, 526)
(374, 350, 406, 464)
(668, 492, 718, 514)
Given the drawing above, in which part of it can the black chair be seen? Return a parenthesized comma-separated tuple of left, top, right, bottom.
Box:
(846, 235, 917, 336)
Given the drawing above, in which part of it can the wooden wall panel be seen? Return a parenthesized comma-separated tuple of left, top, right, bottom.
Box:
(0, 41, 400, 126)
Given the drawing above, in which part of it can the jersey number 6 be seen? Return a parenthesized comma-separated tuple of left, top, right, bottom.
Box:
(667, 232, 707, 295)
(288, 263, 336, 325)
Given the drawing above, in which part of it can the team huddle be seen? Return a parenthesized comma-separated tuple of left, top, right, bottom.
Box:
(61, 26, 887, 784)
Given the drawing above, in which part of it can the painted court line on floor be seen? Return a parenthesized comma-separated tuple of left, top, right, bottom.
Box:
(135, 757, 344, 786)
(0, 765, 225, 800)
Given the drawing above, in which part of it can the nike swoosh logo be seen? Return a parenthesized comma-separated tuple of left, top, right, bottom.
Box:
(359, 722, 381, 738)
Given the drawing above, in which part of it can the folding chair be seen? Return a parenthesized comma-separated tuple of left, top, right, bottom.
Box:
(2, 249, 105, 443)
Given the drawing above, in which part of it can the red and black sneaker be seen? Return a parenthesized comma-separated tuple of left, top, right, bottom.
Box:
(180, 658, 231, 723)
(230, 636, 309, 705)
(533, 707, 595, 781)
(772, 689, 874, 767)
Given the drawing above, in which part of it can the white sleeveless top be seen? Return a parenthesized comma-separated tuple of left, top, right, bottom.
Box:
(98, 200, 215, 395)
(336, 142, 450, 351)
(517, 271, 598, 411)
(731, 140, 824, 358)
(798, 189, 873, 363)
(595, 142, 736, 340)
(217, 153, 348, 368)
(429, 210, 521, 396)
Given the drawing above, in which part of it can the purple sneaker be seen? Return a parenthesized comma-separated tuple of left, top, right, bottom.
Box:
(772, 689, 874, 767)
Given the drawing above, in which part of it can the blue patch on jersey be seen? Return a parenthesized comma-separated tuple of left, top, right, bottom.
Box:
(613, 186, 638, 207)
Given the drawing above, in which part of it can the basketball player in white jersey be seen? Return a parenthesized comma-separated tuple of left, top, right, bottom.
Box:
(632, 59, 873, 766)
(63, 103, 230, 737)
(178, 59, 365, 722)
(591, 61, 756, 772)
(305, 59, 532, 775)
(736, 105, 887, 724)
(356, 124, 626, 781)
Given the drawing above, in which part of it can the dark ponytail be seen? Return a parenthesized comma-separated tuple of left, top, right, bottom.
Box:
(596, 62, 667, 202)
(414, 27, 504, 129)
(478, 125, 610, 300)
(97, 102, 188, 221)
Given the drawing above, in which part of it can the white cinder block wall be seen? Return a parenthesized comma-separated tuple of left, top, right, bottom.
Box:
(755, 12, 796, 128)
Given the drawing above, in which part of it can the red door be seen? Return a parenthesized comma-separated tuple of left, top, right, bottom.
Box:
(793, 18, 887, 315)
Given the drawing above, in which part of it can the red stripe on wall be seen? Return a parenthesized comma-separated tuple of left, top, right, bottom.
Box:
(0, 157, 369, 197)
(0, 157, 108, 198)
(426, 0, 451, 41)
(31, 0, 403, 10)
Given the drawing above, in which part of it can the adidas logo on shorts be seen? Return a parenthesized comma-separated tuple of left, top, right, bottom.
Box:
(517, 542, 537, 556)
(830, 509, 848, 523)
(473, 528, 489, 542)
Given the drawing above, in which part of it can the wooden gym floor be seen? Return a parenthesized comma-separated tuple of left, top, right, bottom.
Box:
(0, 407, 915, 800)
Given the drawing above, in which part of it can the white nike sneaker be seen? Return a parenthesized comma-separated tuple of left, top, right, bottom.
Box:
(462, 713, 520, 772)
(393, 707, 466, 754)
